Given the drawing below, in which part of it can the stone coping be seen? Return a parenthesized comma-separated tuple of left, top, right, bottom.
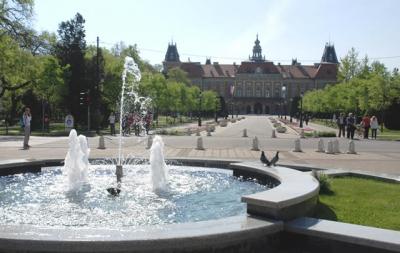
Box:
(233, 162, 319, 210)
(0, 216, 282, 252)
(286, 217, 400, 252)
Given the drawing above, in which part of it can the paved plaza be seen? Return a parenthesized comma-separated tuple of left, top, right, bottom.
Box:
(1, 115, 399, 176)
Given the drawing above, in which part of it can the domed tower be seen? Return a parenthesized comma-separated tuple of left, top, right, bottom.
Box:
(321, 42, 339, 64)
(250, 34, 265, 62)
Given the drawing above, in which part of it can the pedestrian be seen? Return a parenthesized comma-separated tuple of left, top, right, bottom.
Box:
(145, 112, 152, 135)
(370, 116, 379, 139)
(305, 114, 310, 126)
(361, 114, 371, 139)
(332, 113, 337, 123)
(22, 107, 32, 150)
(108, 112, 116, 136)
(346, 113, 356, 140)
(44, 114, 50, 132)
(336, 113, 346, 137)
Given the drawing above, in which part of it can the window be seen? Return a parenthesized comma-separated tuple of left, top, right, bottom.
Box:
(265, 89, 270, 97)
(236, 88, 242, 97)
(246, 86, 253, 97)
(255, 85, 261, 97)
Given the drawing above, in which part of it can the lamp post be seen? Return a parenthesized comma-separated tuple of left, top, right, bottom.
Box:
(299, 92, 304, 128)
(289, 98, 293, 123)
(230, 85, 235, 119)
(281, 86, 286, 119)
(198, 91, 202, 127)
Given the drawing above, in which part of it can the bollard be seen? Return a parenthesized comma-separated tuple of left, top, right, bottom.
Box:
(347, 140, 357, 154)
(97, 135, 106, 149)
(325, 140, 334, 154)
(146, 135, 153, 149)
(293, 138, 302, 152)
(242, 129, 248, 137)
(271, 129, 277, 138)
(300, 129, 305, 138)
(316, 138, 325, 152)
(206, 127, 212, 136)
(333, 139, 341, 153)
(196, 128, 201, 136)
(196, 137, 205, 150)
(251, 136, 260, 151)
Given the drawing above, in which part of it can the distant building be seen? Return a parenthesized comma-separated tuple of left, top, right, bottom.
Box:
(163, 36, 338, 115)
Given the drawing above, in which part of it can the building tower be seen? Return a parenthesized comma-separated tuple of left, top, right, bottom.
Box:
(163, 42, 181, 73)
(321, 43, 339, 64)
(250, 34, 265, 62)
(165, 42, 180, 62)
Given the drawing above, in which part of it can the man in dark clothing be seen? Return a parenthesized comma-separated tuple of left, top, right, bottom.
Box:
(346, 113, 356, 139)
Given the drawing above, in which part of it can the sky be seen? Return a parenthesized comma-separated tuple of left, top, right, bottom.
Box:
(33, 0, 400, 69)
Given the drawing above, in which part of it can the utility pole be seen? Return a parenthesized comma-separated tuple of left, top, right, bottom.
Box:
(95, 36, 100, 133)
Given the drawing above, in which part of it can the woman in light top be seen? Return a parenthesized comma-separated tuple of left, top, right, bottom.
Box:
(370, 116, 379, 140)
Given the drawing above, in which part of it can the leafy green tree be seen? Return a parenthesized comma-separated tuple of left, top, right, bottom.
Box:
(55, 12, 87, 125)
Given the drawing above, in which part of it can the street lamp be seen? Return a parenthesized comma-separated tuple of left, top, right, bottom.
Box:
(281, 86, 286, 119)
(289, 98, 293, 123)
(198, 91, 202, 127)
(299, 91, 304, 128)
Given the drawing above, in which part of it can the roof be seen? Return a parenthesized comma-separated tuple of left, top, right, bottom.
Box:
(172, 61, 337, 80)
(237, 61, 280, 74)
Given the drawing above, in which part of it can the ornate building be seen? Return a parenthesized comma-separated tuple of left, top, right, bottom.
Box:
(163, 36, 339, 115)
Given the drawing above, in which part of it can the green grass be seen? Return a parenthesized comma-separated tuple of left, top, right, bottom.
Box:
(313, 176, 400, 231)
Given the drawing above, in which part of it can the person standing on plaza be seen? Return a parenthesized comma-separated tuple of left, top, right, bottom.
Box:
(346, 113, 356, 139)
(337, 113, 346, 137)
(370, 116, 379, 139)
(108, 112, 116, 136)
(361, 114, 371, 139)
(22, 107, 32, 150)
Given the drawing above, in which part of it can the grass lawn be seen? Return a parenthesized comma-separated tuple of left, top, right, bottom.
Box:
(313, 176, 400, 231)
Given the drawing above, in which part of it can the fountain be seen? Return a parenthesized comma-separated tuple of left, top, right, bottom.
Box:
(149, 135, 168, 192)
(63, 129, 89, 191)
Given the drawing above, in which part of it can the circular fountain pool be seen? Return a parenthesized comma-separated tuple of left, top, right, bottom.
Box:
(0, 165, 267, 228)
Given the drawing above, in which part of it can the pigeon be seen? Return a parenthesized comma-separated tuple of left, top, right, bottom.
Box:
(260, 151, 270, 166)
(107, 187, 121, 196)
(269, 151, 279, 167)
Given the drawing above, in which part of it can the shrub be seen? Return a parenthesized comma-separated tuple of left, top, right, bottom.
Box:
(312, 170, 332, 194)
(273, 122, 281, 128)
(276, 126, 287, 133)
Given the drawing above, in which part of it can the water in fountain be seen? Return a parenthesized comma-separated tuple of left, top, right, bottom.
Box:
(63, 130, 89, 191)
(150, 135, 169, 192)
(118, 56, 152, 167)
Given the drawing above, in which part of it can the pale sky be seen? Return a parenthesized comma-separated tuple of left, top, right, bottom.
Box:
(33, 0, 400, 69)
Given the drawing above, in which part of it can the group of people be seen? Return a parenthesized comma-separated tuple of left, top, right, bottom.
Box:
(109, 112, 152, 136)
(336, 113, 379, 140)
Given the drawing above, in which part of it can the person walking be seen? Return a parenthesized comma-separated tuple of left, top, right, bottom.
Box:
(361, 114, 371, 139)
(108, 112, 116, 136)
(346, 113, 356, 140)
(22, 107, 32, 150)
(370, 116, 379, 139)
(337, 113, 346, 137)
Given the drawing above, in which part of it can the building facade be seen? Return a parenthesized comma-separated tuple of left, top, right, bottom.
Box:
(163, 36, 339, 115)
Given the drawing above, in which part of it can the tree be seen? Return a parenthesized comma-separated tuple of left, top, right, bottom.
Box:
(338, 47, 360, 82)
(0, 0, 34, 46)
(167, 67, 190, 85)
(55, 12, 87, 126)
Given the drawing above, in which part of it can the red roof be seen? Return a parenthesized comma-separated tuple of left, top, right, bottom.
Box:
(237, 61, 280, 74)
(176, 61, 337, 80)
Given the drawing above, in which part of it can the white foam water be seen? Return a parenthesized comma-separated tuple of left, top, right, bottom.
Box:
(150, 135, 169, 192)
(63, 129, 89, 191)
